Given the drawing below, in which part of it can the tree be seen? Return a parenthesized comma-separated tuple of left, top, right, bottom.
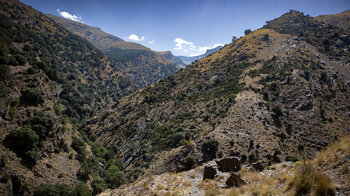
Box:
(244, 29, 252, 35)
(106, 165, 127, 189)
(202, 138, 219, 161)
(232, 36, 237, 42)
(20, 88, 44, 106)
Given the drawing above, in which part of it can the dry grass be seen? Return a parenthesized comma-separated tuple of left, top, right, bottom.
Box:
(315, 136, 350, 167)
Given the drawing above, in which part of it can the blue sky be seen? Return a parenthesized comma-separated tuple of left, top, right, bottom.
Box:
(22, 0, 350, 56)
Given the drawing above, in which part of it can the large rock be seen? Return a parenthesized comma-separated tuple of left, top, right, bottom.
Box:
(252, 162, 264, 171)
(216, 157, 241, 172)
(226, 173, 246, 187)
(203, 164, 217, 180)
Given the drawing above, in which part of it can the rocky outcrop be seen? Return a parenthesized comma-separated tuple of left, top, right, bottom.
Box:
(203, 163, 217, 180)
(216, 157, 241, 172)
(226, 173, 246, 187)
(252, 162, 264, 171)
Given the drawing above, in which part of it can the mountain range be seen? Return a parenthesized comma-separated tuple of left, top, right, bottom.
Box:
(177, 45, 224, 65)
(0, 0, 349, 195)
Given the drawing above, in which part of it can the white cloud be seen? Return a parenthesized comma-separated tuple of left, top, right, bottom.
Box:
(127, 34, 144, 41)
(174, 38, 194, 50)
(174, 38, 224, 56)
(148, 39, 155, 44)
(56, 9, 83, 23)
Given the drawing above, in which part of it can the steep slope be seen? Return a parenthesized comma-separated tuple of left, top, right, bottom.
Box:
(314, 10, 350, 31)
(0, 0, 134, 195)
(83, 9, 350, 185)
(177, 45, 224, 65)
(100, 136, 350, 196)
(49, 15, 179, 88)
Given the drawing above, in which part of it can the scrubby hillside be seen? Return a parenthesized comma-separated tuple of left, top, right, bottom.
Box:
(0, 0, 135, 195)
(100, 136, 350, 196)
(83, 10, 350, 187)
(49, 15, 180, 88)
(314, 10, 350, 31)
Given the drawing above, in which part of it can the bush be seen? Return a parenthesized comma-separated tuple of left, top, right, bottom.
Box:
(71, 136, 87, 160)
(91, 176, 108, 195)
(0, 56, 9, 65)
(20, 88, 44, 106)
(0, 82, 9, 98)
(184, 155, 196, 170)
(5, 126, 39, 153)
(106, 165, 127, 188)
(202, 138, 219, 161)
(172, 132, 186, 147)
(29, 114, 55, 139)
(14, 55, 26, 65)
(74, 182, 92, 196)
(244, 29, 252, 35)
(286, 155, 299, 162)
(0, 64, 10, 80)
(34, 184, 75, 196)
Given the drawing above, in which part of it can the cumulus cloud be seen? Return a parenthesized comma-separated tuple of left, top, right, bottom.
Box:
(174, 38, 224, 56)
(148, 39, 155, 44)
(127, 34, 145, 41)
(56, 9, 83, 23)
(174, 38, 194, 50)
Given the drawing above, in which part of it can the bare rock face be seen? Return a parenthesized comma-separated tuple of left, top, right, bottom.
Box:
(226, 173, 246, 187)
(252, 162, 264, 171)
(203, 164, 217, 180)
(216, 156, 241, 172)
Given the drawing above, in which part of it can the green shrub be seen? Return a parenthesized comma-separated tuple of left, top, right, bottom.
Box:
(0, 56, 9, 65)
(0, 82, 9, 97)
(106, 165, 127, 188)
(26, 67, 35, 74)
(5, 126, 39, 153)
(0, 64, 10, 80)
(184, 155, 196, 170)
(29, 114, 55, 139)
(8, 56, 17, 65)
(172, 132, 186, 147)
(4, 126, 39, 166)
(9, 106, 16, 118)
(14, 55, 26, 65)
(34, 183, 75, 196)
(201, 138, 219, 161)
(285, 155, 299, 162)
(54, 103, 62, 115)
(71, 136, 87, 160)
(20, 88, 44, 106)
(0, 156, 7, 168)
(74, 182, 92, 196)
(244, 29, 252, 35)
(91, 176, 108, 195)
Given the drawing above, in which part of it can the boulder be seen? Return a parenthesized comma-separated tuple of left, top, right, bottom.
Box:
(226, 173, 246, 187)
(203, 164, 217, 180)
(252, 162, 264, 171)
(216, 156, 241, 172)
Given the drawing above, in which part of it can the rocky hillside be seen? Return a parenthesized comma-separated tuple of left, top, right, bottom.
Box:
(100, 136, 350, 195)
(314, 10, 350, 31)
(0, 0, 134, 195)
(48, 15, 179, 88)
(83, 9, 350, 189)
(47, 14, 148, 51)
